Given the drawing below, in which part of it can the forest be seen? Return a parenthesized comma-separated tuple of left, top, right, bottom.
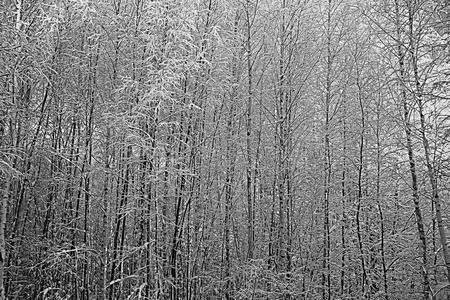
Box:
(1, 0, 450, 299)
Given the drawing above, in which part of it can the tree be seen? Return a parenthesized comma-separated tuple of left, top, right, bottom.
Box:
(2, 0, 450, 299)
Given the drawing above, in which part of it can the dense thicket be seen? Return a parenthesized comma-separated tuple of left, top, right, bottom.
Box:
(1, 0, 450, 299)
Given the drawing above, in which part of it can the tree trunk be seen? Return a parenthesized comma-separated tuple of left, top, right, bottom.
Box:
(395, 0, 431, 298)
(322, 1, 332, 299)
(356, 64, 368, 296)
(407, 0, 450, 283)
(375, 92, 388, 299)
(0, 178, 7, 300)
(340, 113, 347, 296)
(245, 0, 254, 261)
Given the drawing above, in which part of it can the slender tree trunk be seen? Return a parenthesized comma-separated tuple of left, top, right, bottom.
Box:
(395, 1, 431, 298)
(375, 94, 388, 299)
(340, 114, 347, 296)
(2, 2, 23, 297)
(322, 112, 331, 300)
(407, 0, 450, 283)
(0, 178, 7, 300)
(276, 0, 289, 274)
(109, 143, 132, 300)
(102, 125, 110, 300)
(245, 0, 254, 261)
(0, 73, 6, 300)
(223, 93, 237, 299)
(103, 22, 120, 298)
(322, 1, 332, 298)
(82, 42, 97, 300)
(223, 12, 240, 298)
(356, 68, 368, 296)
